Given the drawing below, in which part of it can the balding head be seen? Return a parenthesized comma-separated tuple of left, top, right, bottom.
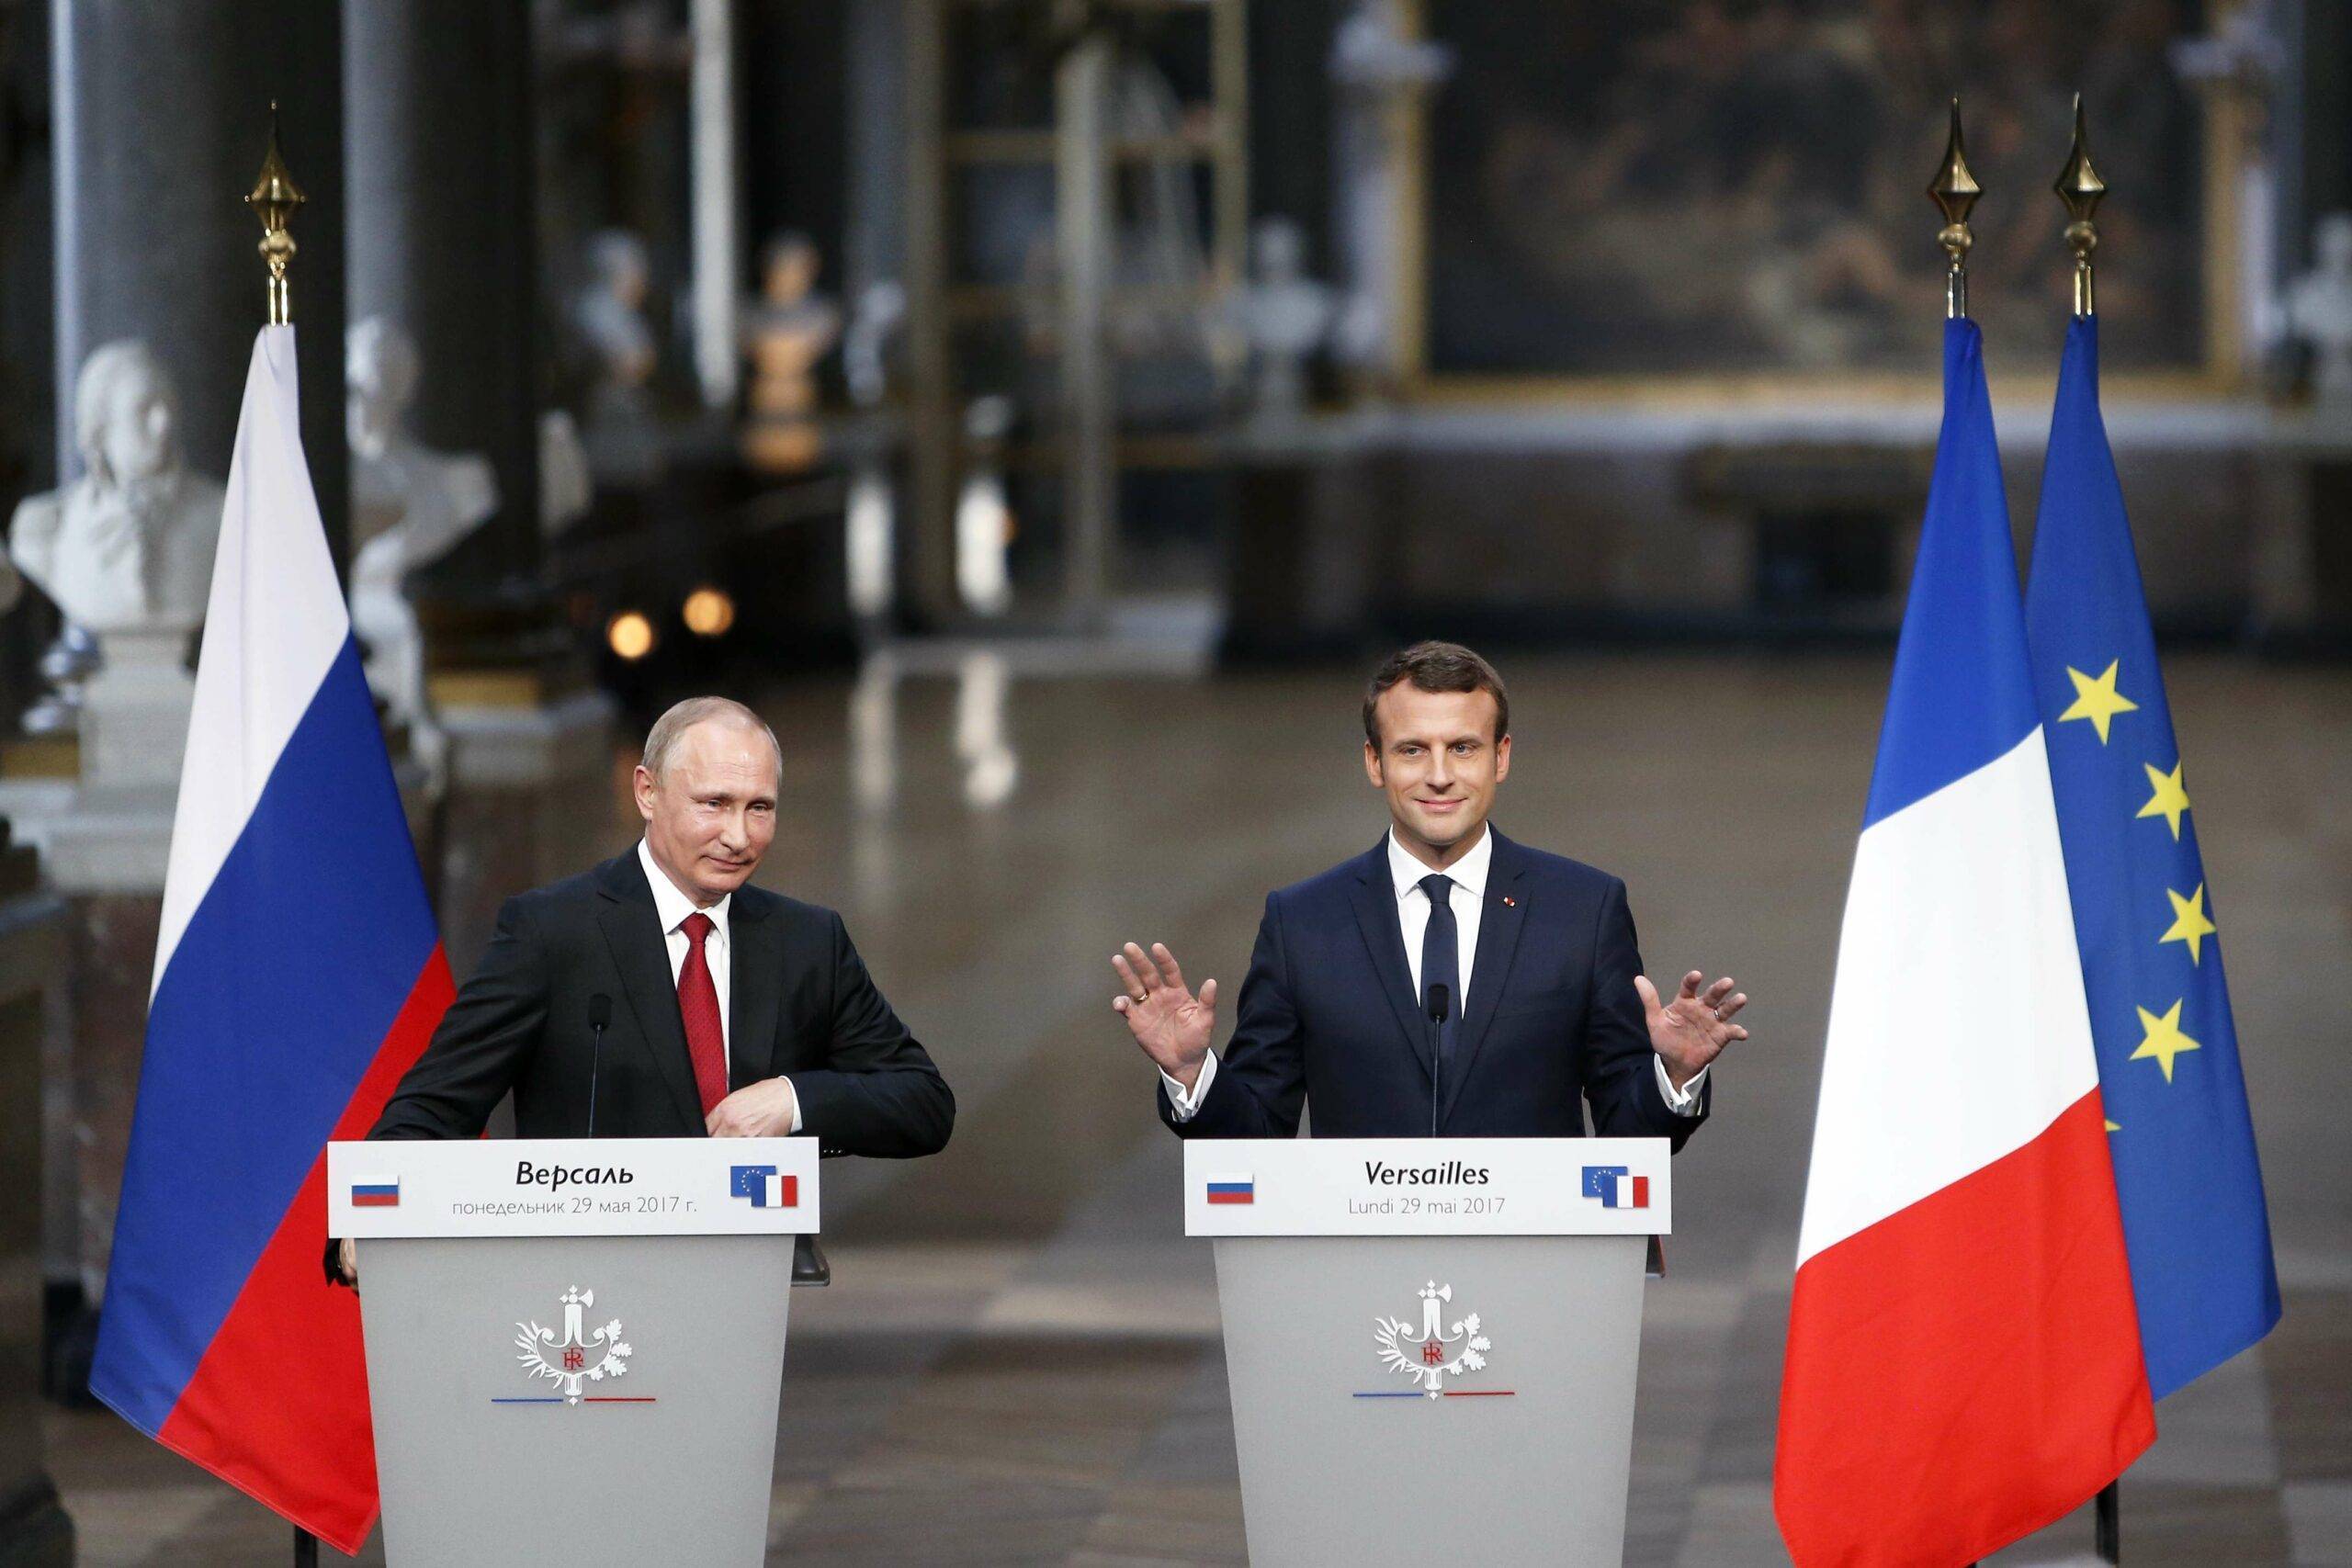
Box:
(640, 696, 783, 783)
(633, 697, 782, 905)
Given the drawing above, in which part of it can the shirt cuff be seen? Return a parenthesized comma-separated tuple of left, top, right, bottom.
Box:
(1656, 1057, 1707, 1116)
(1161, 1052, 1219, 1122)
(784, 1077, 804, 1135)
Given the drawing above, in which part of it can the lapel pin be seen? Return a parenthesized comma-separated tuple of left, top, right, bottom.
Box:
(1502, 896, 1517, 908)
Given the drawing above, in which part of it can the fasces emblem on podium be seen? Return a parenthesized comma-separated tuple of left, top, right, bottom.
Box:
(506, 1286, 643, 1406)
(1368, 1281, 1509, 1399)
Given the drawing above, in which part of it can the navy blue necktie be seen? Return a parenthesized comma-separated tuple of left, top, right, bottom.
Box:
(1419, 874, 1459, 1073)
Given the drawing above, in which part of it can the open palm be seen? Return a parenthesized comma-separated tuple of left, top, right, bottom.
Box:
(1112, 941, 1218, 1088)
(1634, 969, 1749, 1088)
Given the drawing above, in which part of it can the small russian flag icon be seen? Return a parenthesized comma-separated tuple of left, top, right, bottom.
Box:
(350, 1179, 400, 1208)
(1205, 1175, 1254, 1205)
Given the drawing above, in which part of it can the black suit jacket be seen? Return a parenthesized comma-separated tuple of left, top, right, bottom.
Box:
(1159, 830, 1705, 1145)
(371, 852, 953, 1156)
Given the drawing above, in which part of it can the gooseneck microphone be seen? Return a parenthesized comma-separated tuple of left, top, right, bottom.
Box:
(586, 994, 612, 1138)
(1426, 983, 1450, 1138)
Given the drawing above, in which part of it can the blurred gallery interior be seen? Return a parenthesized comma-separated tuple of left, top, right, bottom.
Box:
(0, 0, 2347, 1562)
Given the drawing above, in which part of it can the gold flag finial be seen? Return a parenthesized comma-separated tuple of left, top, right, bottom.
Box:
(1927, 98, 1981, 320)
(2053, 93, 2107, 318)
(244, 103, 305, 325)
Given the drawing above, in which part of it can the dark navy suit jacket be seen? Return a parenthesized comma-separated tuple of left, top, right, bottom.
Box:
(1159, 830, 1706, 1145)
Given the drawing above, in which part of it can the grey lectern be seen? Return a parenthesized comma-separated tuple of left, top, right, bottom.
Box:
(328, 1137, 817, 1567)
(1185, 1137, 1669, 1567)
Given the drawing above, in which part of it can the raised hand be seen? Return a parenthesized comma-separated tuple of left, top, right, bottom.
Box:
(1112, 941, 1218, 1091)
(1633, 970, 1749, 1089)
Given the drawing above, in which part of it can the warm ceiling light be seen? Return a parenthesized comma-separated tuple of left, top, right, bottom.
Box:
(681, 587, 736, 638)
(606, 610, 656, 661)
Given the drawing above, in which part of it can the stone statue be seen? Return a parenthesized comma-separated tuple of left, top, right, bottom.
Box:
(8, 342, 222, 773)
(573, 229, 663, 484)
(1236, 217, 1335, 425)
(11, 341, 220, 637)
(346, 317, 498, 751)
(955, 396, 1015, 617)
(2286, 212, 2352, 405)
(539, 410, 594, 540)
(842, 282, 907, 622)
(741, 231, 841, 474)
(1329, 0, 1452, 381)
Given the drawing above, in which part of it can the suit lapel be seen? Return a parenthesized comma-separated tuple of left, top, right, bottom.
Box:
(727, 892, 784, 1089)
(1348, 841, 1432, 1081)
(1447, 830, 1529, 1122)
(594, 855, 704, 1130)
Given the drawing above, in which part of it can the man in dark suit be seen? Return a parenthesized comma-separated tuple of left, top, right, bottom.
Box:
(335, 695, 951, 1281)
(1113, 642, 1746, 1143)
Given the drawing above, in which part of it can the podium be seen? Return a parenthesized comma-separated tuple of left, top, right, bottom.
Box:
(1186, 1137, 1669, 1566)
(328, 1137, 819, 1567)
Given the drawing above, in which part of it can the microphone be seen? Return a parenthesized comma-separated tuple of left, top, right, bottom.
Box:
(1426, 983, 1450, 1138)
(587, 994, 612, 1138)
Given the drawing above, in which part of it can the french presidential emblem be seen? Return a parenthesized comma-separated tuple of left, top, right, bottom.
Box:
(1373, 1281, 1494, 1397)
(514, 1286, 635, 1404)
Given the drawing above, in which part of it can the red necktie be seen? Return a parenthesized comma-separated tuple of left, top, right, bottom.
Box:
(677, 911, 727, 1115)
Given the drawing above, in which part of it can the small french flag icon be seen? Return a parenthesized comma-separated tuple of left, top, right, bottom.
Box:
(1205, 1174, 1255, 1205)
(350, 1179, 400, 1208)
(1580, 1165, 1650, 1210)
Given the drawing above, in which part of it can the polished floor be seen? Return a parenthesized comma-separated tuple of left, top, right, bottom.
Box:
(45, 652, 2352, 1564)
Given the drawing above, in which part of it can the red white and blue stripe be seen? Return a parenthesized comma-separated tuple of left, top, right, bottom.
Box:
(1204, 1175, 1254, 1205)
(1775, 321, 2154, 1566)
(348, 1180, 401, 1210)
(88, 327, 454, 1553)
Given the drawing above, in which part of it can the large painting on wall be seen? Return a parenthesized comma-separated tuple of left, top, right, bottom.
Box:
(1419, 0, 2212, 380)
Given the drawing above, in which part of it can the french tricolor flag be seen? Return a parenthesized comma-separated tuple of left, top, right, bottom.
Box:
(1773, 321, 2154, 1565)
(88, 327, 455, 1553)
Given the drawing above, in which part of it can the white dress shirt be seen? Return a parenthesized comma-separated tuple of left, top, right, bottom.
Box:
(638, 839, 802, 1132)
(1164, 827, 1707, 1120)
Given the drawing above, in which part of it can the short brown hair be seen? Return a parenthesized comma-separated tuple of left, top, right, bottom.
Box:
(1363, 641, 1510, 746)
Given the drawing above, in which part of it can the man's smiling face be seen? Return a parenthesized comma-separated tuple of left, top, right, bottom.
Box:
(1363, 683, 1511, 863)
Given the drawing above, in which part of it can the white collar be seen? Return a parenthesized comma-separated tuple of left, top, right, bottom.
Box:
(1387, 824, 1493, 902)
(637, 838, 732, 941)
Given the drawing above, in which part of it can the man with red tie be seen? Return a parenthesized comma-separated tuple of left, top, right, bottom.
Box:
(334, 697, 952, 1281)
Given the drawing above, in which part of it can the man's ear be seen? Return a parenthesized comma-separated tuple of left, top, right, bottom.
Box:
(1363, 740, 1385, 788)
(1494, 733, 1512, 783)
(632, 764, 658, 821)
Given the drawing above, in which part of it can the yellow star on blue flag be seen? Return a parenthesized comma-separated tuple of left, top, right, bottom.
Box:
(2023, 313, 2277, 1402)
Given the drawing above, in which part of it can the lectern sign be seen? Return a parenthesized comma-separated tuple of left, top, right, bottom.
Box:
(1183, 1138, 1670, 1236)
(328, 1138, 819, 1237)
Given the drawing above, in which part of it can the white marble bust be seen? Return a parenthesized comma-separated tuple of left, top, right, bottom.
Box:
(1238, 217, 1335, 423)
(2287, 212, 2352, 405)
(9, 341, 223, 636)
(347, 316, 497, 735)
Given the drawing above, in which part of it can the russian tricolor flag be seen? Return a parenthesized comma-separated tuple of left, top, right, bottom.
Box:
(349, 1180, 401, 1210)
(88, 327, 455, 1553)
(1774, 321, 2154, 1565)
(1204, 1175, 1254, 1205)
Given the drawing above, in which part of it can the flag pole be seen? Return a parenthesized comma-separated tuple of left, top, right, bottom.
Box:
(245, 100, 304, 327)
(2053, 94, 2124, 1565)
(250, 104, 326, 1568)
(1933, 104, 1981, 1568)
(2054, 92, 2106, 321)
(1928, 97, 1980, 320)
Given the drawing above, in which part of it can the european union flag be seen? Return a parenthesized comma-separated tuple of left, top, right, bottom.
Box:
(2024, 314, 2280, 1399)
